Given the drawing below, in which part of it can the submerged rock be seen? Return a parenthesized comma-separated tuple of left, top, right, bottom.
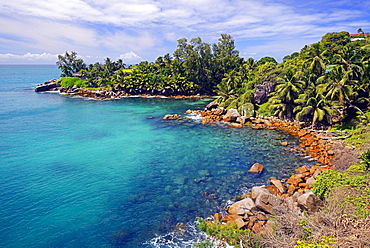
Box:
(163, 114, 180, 119)
(248, 163, 264, 173)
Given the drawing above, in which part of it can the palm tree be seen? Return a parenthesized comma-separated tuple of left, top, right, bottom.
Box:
(334, 46, 363, 80)
(294, 84, 333, 128)
(270, 70, 305, 120)
(318, 65, 353, 103)
(317, 65, 365, 118)
(302, 43, 329, 82)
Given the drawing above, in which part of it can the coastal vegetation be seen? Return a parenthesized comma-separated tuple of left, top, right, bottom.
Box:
(56, 31, 370, 129)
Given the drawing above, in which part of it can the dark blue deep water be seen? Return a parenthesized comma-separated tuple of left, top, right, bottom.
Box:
(0, 65, 315, 247)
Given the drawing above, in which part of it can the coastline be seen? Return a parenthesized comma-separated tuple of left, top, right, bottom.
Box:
(35, 80, 363, 245)
(185, 105, 364, 246)
(35, 80, 214, 100)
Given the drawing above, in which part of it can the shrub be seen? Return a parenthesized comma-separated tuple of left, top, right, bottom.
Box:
(294, 236, 335, 248)
(312, 169, 346, 200)
(360, 150, 370, 170)
(60, 77, 87, 88)
(196, 217, 259, 247)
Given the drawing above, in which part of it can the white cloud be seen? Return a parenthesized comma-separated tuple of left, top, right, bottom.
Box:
(119, 51, 142, 64)
(0, 0, 370, 64)
(0, 53, 58, 63)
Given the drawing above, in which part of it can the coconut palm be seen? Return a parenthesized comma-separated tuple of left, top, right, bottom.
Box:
(294, 84, 333, 128)
(270, 70, 305, 120)
(302, 43, 329, 82)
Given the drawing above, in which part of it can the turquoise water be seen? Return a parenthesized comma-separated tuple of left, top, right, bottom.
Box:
(0, 65, 315, 247)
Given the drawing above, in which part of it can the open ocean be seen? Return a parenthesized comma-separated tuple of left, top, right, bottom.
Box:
(0, 65, 316, 247)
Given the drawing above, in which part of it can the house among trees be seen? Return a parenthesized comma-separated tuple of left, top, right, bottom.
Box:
(350, 32, 369, 41)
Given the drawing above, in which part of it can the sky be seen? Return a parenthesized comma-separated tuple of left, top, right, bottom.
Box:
(0, 0, 369, 65)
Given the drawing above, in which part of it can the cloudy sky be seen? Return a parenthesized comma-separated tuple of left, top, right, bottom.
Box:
(0, 0, 369, 65)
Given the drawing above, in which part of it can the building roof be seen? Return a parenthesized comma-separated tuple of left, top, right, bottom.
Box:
(350, 33, 370, 37)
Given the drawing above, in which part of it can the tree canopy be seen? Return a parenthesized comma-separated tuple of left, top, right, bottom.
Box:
(56, 31, 370, 128)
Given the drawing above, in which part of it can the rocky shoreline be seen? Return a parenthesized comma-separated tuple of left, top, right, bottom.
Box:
(170, 102, 359, 237)
(36, 80, 360, 239)
(35, 79, 211, 100)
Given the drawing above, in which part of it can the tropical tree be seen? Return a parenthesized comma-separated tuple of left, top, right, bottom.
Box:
(302, 43, 329, 82)
(270, 70, 304, 120)
(294, 83, 333, 128)
(56, 51, 86, 77)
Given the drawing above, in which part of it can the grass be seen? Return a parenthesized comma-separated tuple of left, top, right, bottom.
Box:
(59, 77, 87, 88)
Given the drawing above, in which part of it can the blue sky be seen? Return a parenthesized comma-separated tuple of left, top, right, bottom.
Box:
(0, 0, 369, 65)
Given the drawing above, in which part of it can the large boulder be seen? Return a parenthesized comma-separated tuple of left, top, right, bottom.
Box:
(251, 186, 270, 200)
(255, 192, 273, 214)
(223, 108, 241, 122)
(297, 192, 324, 212)
(35, 79, 60, 92)
(205, 101, 219, 111)
(212, 107, 226, 116)
(269, 177, 286, 194)
(228, 197, 256, 215)
(253, 82, 277, 104)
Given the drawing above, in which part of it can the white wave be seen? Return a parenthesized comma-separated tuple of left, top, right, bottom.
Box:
(145, 219, 232, 248)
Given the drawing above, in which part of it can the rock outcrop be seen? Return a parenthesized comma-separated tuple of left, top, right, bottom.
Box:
(208, 165, 326, 233)
(253, 82, 276, 104)
(35, 79, 60, 92)
(222, 108, 241, 122)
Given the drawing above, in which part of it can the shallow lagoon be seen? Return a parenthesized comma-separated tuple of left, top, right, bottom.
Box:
(0, 65, 316, 247)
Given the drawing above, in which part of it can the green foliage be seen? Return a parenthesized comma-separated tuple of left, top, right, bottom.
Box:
(294, 236, 336, 248)
(313, 169, 346, 200)
(360, 150, 370, 170)
(193, 239, 214, 248)
(59, 77, 87, 88)
(320, 31, 351, 52)
(298, 219, 312, 240)
(256, 102, 273, 116)
(313, 162, 370, 218)
(56, 51, 86, 77)
(196, 217, 257, 247)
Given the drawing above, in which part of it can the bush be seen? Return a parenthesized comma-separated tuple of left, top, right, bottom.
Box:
(312, 169, 345, 200)
(294, 236, 335, 248)
(360, 150, 370, 170)
(256, 102, 273, 117)
(196, 217, 259, 247)
(60, 77, 87, 88)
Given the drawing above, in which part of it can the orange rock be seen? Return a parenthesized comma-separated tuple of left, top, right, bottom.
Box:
(223, 214, 241, 222)
(263, 185, 280, 195)
(287, 184, 296, 194)
(257, 213, 268, 221)
(286, 176, 303, 186)
(230, 123, 243, 128)
(214, 213, 222, 223)
(298, 182, 308, 188)
(248, 163, 264, 173)
(295, 165, 311, 174)
(252, 221, 264, 233)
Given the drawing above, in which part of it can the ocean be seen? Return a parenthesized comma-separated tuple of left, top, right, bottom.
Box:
(0, 65, 315, 247)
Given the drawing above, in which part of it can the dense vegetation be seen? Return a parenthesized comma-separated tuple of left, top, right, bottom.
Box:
(57, 34, 242, 96)
(57, 31, 370, 128)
